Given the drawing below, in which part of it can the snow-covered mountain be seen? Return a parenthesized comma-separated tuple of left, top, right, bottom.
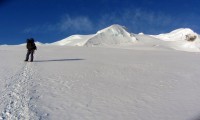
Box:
(152, 28, 197, 41)
(50, 24, 200, 52)
(151, 28, 200, 52)
(84, 24, 137, 47)
(13, 24, 198, 52)
(51, 24, 136, 47)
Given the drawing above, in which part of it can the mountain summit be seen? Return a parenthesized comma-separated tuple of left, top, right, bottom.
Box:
(84, 24, 137, 46)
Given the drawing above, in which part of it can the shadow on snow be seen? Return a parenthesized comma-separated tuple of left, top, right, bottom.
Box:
(34, 58, 84, 62)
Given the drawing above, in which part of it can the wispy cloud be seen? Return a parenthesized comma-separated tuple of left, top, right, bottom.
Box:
(127, 9, 173, 33)
(98, 8, 174, 34)
(23, 8, 199, 35)
(23, 15, 94, 34)
(59, 15, 93, 32)
(98, 8, 200, 34)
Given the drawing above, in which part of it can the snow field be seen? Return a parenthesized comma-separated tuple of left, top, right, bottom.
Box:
(0, 40, 200, 120)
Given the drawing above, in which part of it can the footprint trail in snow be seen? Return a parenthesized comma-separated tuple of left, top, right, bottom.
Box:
(0, 63, 37, 120)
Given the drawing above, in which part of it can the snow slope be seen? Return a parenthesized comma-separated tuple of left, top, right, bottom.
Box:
(51, 35, 94, 46)
(1, 45, 200, 120)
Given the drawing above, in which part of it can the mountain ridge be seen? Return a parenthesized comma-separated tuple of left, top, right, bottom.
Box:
(49, 24, 200, 52)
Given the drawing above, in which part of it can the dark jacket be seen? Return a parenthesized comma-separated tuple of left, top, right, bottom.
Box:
(26, 39, 37, 51)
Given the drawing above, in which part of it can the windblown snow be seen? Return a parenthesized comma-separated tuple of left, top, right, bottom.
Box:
(1, 24, 200, 120)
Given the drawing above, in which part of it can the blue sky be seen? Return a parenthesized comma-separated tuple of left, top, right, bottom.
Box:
(0, 0, 200, 44)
